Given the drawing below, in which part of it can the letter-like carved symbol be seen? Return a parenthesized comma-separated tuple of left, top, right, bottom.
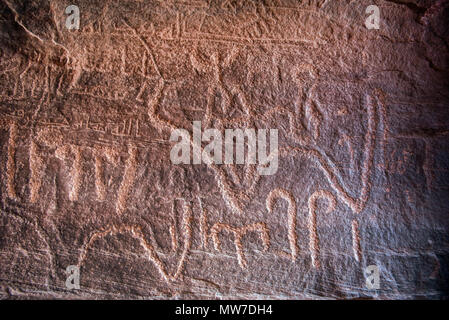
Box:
(55, 144, 83, 202)
(210, 222, 270, 269)
(198, 197, 270, 269)
(280, 90, 382, 262)
(116, 145, 138, 214)
(147, 48, 268, 215)
(266, 188, 298, 262)
(78, 199, 193, 283)
(29, 140, 44, 204)
(94, 147, 120, 201)
(308, 190, 336, 268)
(6, 122, 18, 200)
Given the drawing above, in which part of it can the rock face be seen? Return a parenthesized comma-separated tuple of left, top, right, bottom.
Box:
(0, 0, 448, 299)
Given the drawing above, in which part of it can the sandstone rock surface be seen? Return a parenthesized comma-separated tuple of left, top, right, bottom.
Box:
(0, 0, 448, 299)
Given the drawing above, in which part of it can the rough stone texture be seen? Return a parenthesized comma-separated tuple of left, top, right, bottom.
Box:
(0, 0, 448, 299)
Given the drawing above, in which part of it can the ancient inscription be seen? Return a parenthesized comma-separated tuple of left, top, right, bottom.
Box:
(0, 0, 448, 299)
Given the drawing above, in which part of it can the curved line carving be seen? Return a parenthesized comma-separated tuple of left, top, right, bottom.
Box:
(308, 190, 336, 268)
(266, 188, 298, 262)
(78, 201, 193, 283)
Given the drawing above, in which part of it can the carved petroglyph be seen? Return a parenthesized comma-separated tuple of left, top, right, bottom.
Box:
(79, 199, 193, 283)
(29, 141, 44, 204)
(277, 90, 382, 262)
(351, 219, 362, 263)
(116, 145, 138, 214)
(2, 71, 380, 271)
(145, 46, 268, 215)
(266, 188, 298, 262)
(55, 144, 83, 202)
(210, 222, 270, 269)
(0, 66, 381, 272)
(307, 190, 336, 268)
(198, 197, 210, 249)
(198, 196, 269, 268)
(94, 147, 120, 201)
(338, 134, 355, 170)
(20, 122, 150, 211)
(189, 48, 267, 213)
(122, 19, 164, 80)
(190, 47, 243, 121)
(94, 151, 107, 201)
(282, 91, 380, 215)
(70, 146, 82, 202)
(1, 0, 447, 299)
(6, 121, 18, 199)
